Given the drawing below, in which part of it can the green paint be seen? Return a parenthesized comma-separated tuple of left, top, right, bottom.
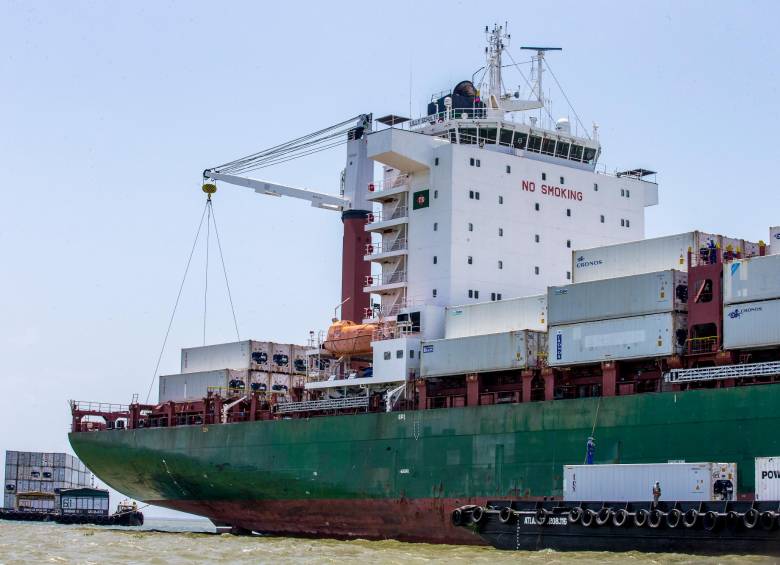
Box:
(412, 189, 430, 210)
(69, 385, 780, 503)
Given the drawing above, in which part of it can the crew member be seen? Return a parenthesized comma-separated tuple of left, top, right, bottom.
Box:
(652, 481, 661, 502)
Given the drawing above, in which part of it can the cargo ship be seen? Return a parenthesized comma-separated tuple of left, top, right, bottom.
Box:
(68, 25, 780, 545)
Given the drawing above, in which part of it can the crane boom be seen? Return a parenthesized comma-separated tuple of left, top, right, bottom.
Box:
(204, 171, 349, 212)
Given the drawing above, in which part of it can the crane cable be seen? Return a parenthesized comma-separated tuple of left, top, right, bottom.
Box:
(208, 115, 365, 176)
(144, 190, 240, 404)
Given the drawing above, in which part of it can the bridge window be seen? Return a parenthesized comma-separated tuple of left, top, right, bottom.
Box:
(478, 128, 497, 144)
(461, 129, 477, 144)
(555, 142, 570, 159)
(513, 132, 528, 150)
(583, 147, 597, 164)
(570, 145, 584, 162)
(499, 128, 514, 146)
(527, 135, 542, 152)
(541, 138, 556, 156)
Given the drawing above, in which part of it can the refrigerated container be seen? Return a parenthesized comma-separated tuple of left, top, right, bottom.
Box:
(181, 340, 305, 374)
(723, 299, 780, 350)
(563, 462, 737, 502)
(755, 457, 780, 501)
(548, 270, 687, 326)
(771, 227, 780, 255)
(572, 231, 758, 283)
(444, 294, 547, 338)
(159, 369, 250, 402)
(549, 312, 687, 366)
(420, 330, 546, 378)
(724, 254, 780, 305)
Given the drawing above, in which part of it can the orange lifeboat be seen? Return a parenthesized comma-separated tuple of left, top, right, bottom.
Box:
(323, 320, 376, 356)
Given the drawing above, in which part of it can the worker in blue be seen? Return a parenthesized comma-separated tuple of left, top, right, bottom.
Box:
(585, 436, 596, 465)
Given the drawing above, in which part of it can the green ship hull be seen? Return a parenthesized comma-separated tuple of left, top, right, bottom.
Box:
(69, 384, 780, 543)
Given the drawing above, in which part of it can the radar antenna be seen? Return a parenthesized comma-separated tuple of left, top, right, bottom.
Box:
(520, 46, 562, 106)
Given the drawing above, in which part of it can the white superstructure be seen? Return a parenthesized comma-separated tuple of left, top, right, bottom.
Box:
(362, 24, 658, 333)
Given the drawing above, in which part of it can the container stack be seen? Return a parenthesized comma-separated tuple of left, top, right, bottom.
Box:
(159, 339, 310, 403)
(4, 451, 92, 511)
(723, 254, 780, 350)
(548, 270, 689, 366)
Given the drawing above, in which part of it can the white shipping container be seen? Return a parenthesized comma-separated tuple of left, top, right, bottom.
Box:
(159, 369, 249, 402)
(724, 254, 780, 305)
(723, 299, 780, 350)
(563, 463, 738, 502)
(181, 340, 305, 374)
(444, 295, 547, 338)
(548, 270, 687, 326)
(755, 457, 780, 501)
(572, 231, 758, 283)
(420, 331, 545, 378)
(770, 226, 780, 255)
(549, 312, 687, 366)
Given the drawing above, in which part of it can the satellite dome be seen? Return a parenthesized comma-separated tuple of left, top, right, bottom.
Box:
(555, 117, 571, 133)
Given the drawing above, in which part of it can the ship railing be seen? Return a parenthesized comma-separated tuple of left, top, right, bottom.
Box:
(367, 206, 408, 224)
(363, 296, 427, 320)
(365, 238, 408, 256)
(367, 175, 411, 193)
(70, 401, 130, 414)
(686, 336, 719, 355)
(276, 394, 369, 414)
(365, 271, 407, 287)
(665, 360, 780, 383)
(372, 321, 416, 342)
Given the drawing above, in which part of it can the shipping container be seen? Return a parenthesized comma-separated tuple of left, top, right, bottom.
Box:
(724, 254, 780, 305)
(420, 331, 546, 378)
(181, 340, 305, 374)
(563, 462, 738, 502)
(755, 457, 780, 501)
(548, 270, 687, 326)
(159, 369, 250, 402)
(723, 299, 780, 350)
(444, 295, 547, 338)
(549, 312, 687, 366)
(771, 226, 780, 255)
(572, 231, 758, 283)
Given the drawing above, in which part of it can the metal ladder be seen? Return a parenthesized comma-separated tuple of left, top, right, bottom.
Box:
(664, 361, 780, 383)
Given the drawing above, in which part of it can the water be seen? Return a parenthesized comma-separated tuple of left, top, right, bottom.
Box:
(0, 518, 776, 564)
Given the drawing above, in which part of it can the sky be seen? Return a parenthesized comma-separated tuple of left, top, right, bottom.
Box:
(1, 1, 779, 517)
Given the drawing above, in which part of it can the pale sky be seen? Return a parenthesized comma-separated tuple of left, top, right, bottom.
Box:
(2, 1, 779, 517)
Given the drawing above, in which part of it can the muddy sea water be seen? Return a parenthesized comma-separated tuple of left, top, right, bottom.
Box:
(0, 518, 777, 564)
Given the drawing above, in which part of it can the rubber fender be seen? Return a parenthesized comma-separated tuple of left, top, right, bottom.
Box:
(595, 508, 612, 526)
(450, 508, 463, 527)
(743, 508, 760, 529)
(760, 511, 777, 531)
(648, 509, 665, 528)
(568, 507, 582, 524)
(666, 508, 682, 528)
(471, 506, 485, 524)
(683, 508, 699, 528)
(499, 507, 515, 524)
(580, 509, 596, 527)
(703, 511, 721, 532)
(634, 509, 649, 527)
(612, 508, 629, 527)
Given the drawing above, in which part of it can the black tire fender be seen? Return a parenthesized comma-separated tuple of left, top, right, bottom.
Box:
(595, 508, 612, 526)
(666, 508, 682, 528)
(648, 509, 665, 528)
(612, 508, 629, 527)
(568, 507, 582, 524)
(703, 510, 720, 532)
(634, 509, 649, 527)
(581, 509, 596, 527)
(471, 506, 485, 524)
(744, 508, 759, 529)
(683, 508, 699, 528)
(451, 508, 463, 526)
(499, 507, 515, 524)
(760, 511, 777, 531)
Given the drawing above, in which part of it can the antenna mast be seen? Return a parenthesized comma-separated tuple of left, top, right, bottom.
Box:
(521, 46, 562, 106)
(484, 23, 511, 103)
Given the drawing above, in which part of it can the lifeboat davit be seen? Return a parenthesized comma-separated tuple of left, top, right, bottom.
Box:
(323, 320, 376, 356)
